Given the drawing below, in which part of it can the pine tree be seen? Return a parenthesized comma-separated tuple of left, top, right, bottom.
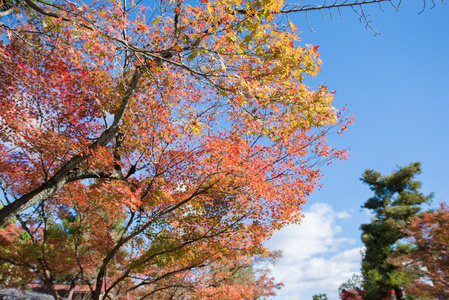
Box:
(360, 162, 432, 300)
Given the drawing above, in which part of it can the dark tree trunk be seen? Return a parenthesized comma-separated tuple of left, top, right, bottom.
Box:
(394, 288, 403, 300)
(437, 290, 449, 300)
(43, 276, 61, 300)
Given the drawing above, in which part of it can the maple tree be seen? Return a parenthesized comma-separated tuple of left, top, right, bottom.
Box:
(339, 274, 363, 300)
(133, 254, 283, 299)
(0, 213, 90, 299)
(0, 189, 282, 300)
(8, 0, 449, 228)
(0, 0, 358, 298)
(0, 0, 445, 298)
(359, 162, 432, 300)
(0, 0, 357, 225)
(340, 290, 363, 300)
(390, 203, 449, 299)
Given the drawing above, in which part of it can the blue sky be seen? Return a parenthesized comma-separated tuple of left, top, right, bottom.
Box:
(266, 1, 449, 299)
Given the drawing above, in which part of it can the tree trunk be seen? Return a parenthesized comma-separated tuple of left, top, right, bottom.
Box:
(437, 290, 449, 300)
(43, 275, 61, 300)
(67, 277, 78, 300)
(394, 288, 403, 300)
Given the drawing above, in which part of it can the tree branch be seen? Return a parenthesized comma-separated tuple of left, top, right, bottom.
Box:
(0, 67, 144, 226)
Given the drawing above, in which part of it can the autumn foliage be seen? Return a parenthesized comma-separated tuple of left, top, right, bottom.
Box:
(0, 0, 351, 298)
(391, 203, 449, 299)
(340, 289, 363, 300)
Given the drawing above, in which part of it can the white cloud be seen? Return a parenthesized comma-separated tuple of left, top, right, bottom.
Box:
(265, 203, 363, 300)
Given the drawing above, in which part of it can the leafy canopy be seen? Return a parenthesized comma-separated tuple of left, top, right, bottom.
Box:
(0, 0, 352, 298)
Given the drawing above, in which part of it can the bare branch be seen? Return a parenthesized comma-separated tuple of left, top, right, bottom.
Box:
(0, 1, 22, 18)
